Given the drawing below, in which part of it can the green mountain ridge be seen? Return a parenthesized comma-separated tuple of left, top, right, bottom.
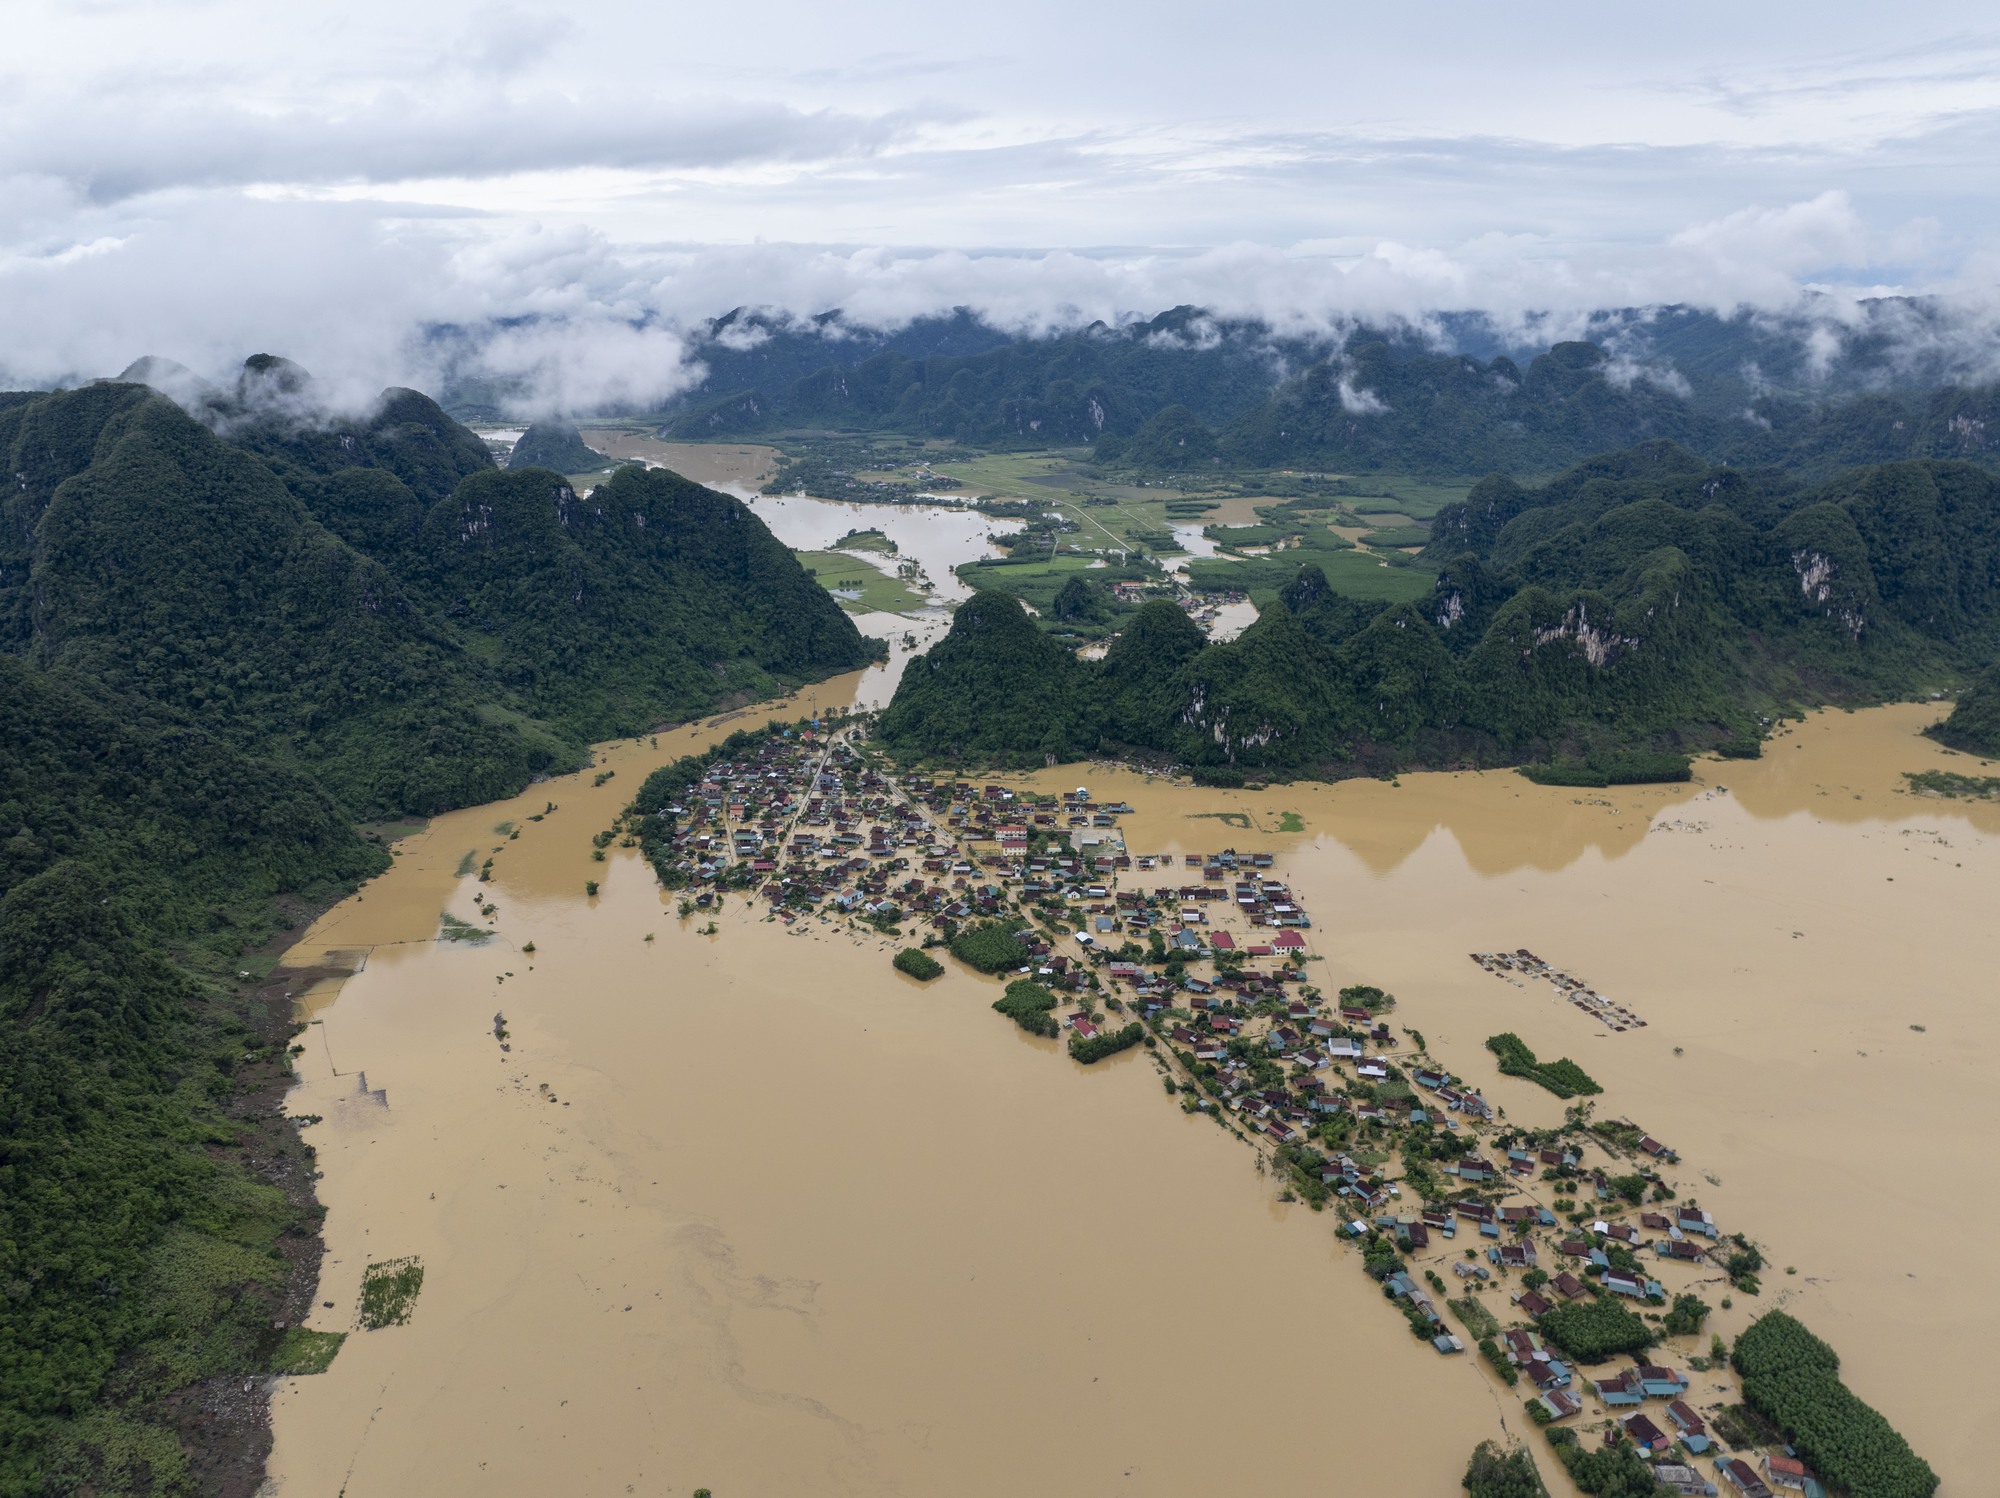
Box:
(879, 444, 2000, 771)
(0, 362, 869, 1493)
(632, 306, 2000, 479)
(505, 419, 609, 474)
(1, 378, 870, 816)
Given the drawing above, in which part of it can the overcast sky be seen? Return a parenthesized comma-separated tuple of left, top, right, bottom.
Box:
(5, 0, 1999, 403)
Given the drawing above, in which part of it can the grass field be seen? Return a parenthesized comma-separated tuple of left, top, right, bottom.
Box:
(795, 550, 930, 614)
(1187, 547, 1437, 604)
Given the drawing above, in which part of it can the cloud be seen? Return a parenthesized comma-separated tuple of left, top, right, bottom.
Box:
(3, 183, 1998, 415)
(0, 91, 944, 202)
(1336, 374, 1390, 415)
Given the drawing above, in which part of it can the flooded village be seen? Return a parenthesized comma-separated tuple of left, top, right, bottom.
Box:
(261, 696, 1996, 1498)
(628, 716, 1846, 1498)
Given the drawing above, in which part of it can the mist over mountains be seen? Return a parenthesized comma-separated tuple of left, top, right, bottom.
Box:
(416, 295, 2000, 479)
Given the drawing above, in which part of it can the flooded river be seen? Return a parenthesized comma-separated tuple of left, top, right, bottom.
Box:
(267, 417, 2000, 1494)
(266, 694, 1996, 1495)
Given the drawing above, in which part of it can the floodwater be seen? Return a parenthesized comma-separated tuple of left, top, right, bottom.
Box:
(264, 675, 1503, 1497)
(735, 495, 1019, 607)
(268, 700, 1996, 1496)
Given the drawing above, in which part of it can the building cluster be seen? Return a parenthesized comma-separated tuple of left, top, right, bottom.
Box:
(646, 726, 1817, 1497)
(1470, 949, 1648, 1030)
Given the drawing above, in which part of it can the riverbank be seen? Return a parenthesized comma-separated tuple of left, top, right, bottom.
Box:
(268, 701, 1987, 1494)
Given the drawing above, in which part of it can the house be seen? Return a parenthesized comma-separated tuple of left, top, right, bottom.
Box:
(1666, 1400, 1710, 1453)
(1489, 1242, 1537, 1271)
(1433, 1332, 1465, 1355)
(1637, 1366, 1688, 1398)
(1593, 1370, 1645, 1406)
(1207, 929, 1235, 951)
(1522, 1349, 1570, 1390)
(1677, 1206, 1720, 1239)
(1650, 1463, 1718, 1497)
(1623, 1412, 1672, 1455)
(1454, 1157, 1496, 1183)
(1604, 1271, 1664, 1299)
(1763, 1456, 1813, 1492)
(1717, 1458, 1773, 1498)
(1518, 1290, 1554, 1319)
(1534, 1389, 1582, 1422)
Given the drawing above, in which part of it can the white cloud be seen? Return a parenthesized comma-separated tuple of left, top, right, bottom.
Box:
(2, 1, 1999, 408)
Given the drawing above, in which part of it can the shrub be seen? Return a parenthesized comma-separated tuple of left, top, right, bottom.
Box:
(1338, 983, 1395, 1012)
(1663, 1292, 1710, 1337)
(893, 948, 944, 981)
(1485, 1033, 1602, 1098)
(359, 1257, 425, 1329)
(1538, 1297, 1653, 1363)
(992, 979, 1059, 1037)
(1478, 1336, 1519, 1385)
(1461, 1441, 1547, 1497)
(1542, 1428, 1657, 1497)
(950, 919, 1030, 973)
(1070, 1022, 1143, 1064)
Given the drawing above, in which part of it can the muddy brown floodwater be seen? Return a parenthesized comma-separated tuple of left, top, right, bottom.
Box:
(268, 699, 1995, 1495)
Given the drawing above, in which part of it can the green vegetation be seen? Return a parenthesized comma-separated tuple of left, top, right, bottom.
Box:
(1478, 1337, 1519, 1386)
(1537, 1296, 1654, 1363)
(438, 911, 492, 943)
(795, 549, 929, 614)
(1903, 768, 2000, 799)
(1187, 541, 1436, 604)
(1451, 1297, 1500, 1339)
(893, 948, 944, 981)
(1339, 984, 1395, 1013)
(0, 368, 870, 1491)
(505, 419, 609, 476)
(269, 1329, 346, 1376)
(1733, 1312, 1937, 1498)
(2, 380, 867, 817)
(1069, 1022, 1143, 1064)
(1485, 1033, 1603, 1099)
(881, 593, 1101, 763)
(882, 446, 2000, 778)
(952, 919, 1032, 974)
(1360, 525, 1433, 548)
(1663, 1292, 1711, 1337)
(992, 979, 1060, 1037)
(1520, 752, 1691, 787)
(357, 1257, 425, 1329)
(0, 650, 390, 1491)
(648, 305, 2000, 480)
(1542, 1428, 1660, 1498)
(834, 527, 897, 554)
(1929, 664, 2000, 756)
(1462, 1441, 1549, 1498)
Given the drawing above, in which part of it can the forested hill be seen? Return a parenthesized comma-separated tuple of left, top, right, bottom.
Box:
(879, 445, 2000, 772)
(0, 363, 868, 1493)
(0, 372, 870, 816)
(586, 301, 2000, 479)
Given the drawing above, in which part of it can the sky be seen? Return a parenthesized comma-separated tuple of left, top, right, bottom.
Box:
(4, 0, 1999, 405)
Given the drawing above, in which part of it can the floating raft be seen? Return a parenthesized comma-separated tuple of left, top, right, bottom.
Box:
(1468, 949, 1647, 1031)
